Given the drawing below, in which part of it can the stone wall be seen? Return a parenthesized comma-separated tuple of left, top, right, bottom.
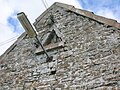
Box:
(0, 4, 120, 90)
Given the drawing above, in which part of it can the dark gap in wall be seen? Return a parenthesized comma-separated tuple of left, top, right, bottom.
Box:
(106, 25, 112, 28)
(50, 70, 56, 75)
(46, 56, 53, 62)
(50, 67, 53, 69)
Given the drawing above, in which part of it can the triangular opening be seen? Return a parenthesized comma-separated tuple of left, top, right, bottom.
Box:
(35, 27, 65, 55)
(42, 30, 62, 46)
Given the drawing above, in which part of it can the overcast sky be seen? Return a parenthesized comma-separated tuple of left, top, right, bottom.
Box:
(0, 0, 120, 55)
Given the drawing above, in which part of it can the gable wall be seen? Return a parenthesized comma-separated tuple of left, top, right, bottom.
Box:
(0, 5, 120, 90)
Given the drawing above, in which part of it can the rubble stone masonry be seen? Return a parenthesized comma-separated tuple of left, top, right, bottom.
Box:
(0, 2, 120, 90)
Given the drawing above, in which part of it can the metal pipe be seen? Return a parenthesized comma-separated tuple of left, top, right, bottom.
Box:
(35, 36, 50, 60)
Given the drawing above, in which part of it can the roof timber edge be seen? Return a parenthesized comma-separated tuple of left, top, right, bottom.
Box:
(34, 2, 120, 29)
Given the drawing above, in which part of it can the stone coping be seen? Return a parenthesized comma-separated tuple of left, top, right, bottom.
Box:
(34, 2, 120, 30)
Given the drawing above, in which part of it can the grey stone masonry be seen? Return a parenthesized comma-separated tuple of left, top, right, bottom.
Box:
(0, 2, 120, 90)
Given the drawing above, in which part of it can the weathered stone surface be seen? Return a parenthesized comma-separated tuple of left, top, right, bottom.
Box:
(0, 2, 120, 90)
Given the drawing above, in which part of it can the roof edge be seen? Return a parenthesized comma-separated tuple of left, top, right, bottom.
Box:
(34, 2, 120, 29)
(56, 2, 120, 29)
(0, 33, 26, 59)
